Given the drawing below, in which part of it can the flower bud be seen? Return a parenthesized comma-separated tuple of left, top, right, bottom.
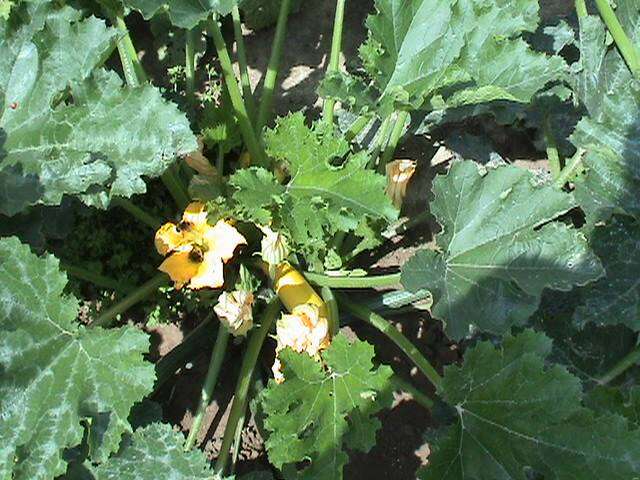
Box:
(385, 159, 416, 208)
(259, 225, 289, 266)
(213, 290, 254, 336)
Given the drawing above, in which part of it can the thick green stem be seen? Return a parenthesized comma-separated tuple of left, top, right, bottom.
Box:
(111, 197, 161, 230)
(304, 271, 401, 289)
(575, 0, 588, 18)
(321, 286, 340, 335)
(114, 15, 147, 87)
(340, 297, 442, 389)
(368, 116, 393, 168)
(185, 29, 197, 108)
(232, 5, 257, 122)
(62, 264, 133, 293)
(155, 316, 216, 391)
(380, 111, 409, 172)
(255, 0, 292, 133)
(161, 165, 191, 210)
(322, 0, 347, 128)
(594, 0, 640, 78)
(209, 17, 267, 166)
(544, 119, 562, 179)
(184, 326, 232, 450)
(214, 300, 281, 474)
(391, 374, 433, 410)
(598, 343, 640, 385)
(345, 114, 372, 141)
(92, 274, 168, 328)
(555, 148, 585, 188)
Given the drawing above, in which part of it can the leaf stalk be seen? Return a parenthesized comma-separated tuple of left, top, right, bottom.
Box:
(598, 343, 640, 385)
(304, 271, 401, 289)
(232, 5, 257, 121)
(593, 0, 640, 78)
(322, 0, 347, 128)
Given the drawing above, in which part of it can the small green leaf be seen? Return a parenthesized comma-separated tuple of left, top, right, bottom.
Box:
(421, 330, 640, 479)
(0, 237, 155, 479)
(574, 217, 640, 331)
(90, 423, 214, 479)
(262, 333, 393, 479)
(401, 160, 603, 339)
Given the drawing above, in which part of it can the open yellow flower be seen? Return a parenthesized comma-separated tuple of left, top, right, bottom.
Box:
(272, 303, 331, 383)
(386, 159, 417, 208)
(155, 202, 246, 290)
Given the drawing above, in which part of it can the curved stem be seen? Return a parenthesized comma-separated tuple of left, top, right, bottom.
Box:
(321, 286, 340, 335)
(555, 148, 585, 188)
(380, 111, 409, 172)
(214, 300, 281, 474)
(255, 0, 292, 133)
(304, 271, 401, 289)
(114, 15, 147, 87)
(92, 274, 168, 328)
(544, 119, 561, 179)
(62, 264, 133, 293)
(232, 5, 257, 122)
(345, 114, 372, 141)
(391, 373, 433, 410)
(111, 197, 161, 230)
(340, 297, 442, 389)
(598, 343, 640, 385)
(594, 0, 640, 78)
(322, 0, 347, 128)
(184, 326, 231, 450)
(209, 17, 267, 166)
(185, 29, 197, 108)
(575, 0, 588, 18)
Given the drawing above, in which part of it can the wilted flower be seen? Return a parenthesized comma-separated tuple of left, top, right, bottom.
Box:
(214, 290, 254, 336)
(385, 159, 416, 208)
(155, 202, 246, 290)
(271, 303, 331, 383)
(259, 225, 289, 266)
(184, 138, 218, 177)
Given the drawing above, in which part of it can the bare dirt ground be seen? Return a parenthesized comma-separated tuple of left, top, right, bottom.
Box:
(147, 1, 578, 478)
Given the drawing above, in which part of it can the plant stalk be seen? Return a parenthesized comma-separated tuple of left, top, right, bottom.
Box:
(391, 374, 433, 410)
(255, 0, 292, 133)
(544, 119, 562, 179)
(62, 264, 133, 293)
(555, 148, 585, 188)
(340, 297, 443, 389)
(575, 0, 588, 18)
(208, 17, 267, 166)
(92, 274, 169, 328)
(380, 111, 409, 172)
(304, 271, 401, 289)
(185, 28, 197, 109)
(598, 343, 640, 385)
(321, 286, 340, 335)
(232, 4, 257, 121)
(345, 114, 372, 141)
(214, 299, 281, 474)
(368, 116, 393, 168)
(184, 326, 232, 450)
(111, 197, 162, 230)
(114, 15, 147, 87)
(162, 164, 191, 210)
(322, 0, 347, 128)
(594, 0, 640, 78)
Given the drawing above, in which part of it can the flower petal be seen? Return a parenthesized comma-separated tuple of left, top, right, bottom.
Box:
(385, 159, 416, 209)
(204, 220, 247, 262)
(182, 201, 209, 226)
(158, 250, 200, 289)
(189, 251, 225, 289)
(155, 222, 187, 256)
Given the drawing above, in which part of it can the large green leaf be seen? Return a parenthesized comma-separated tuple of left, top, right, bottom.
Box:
(323, 0, 565, 116)
(574, 216, 640, 331)
(401, 160, 603, 339)
(420, 330, 640, 479)
(90, 423, 213, 479)
(229, 113, 396, 268)
(0, 237, 156, 480)
(262, 333, 392, 480)
(123, 0, 234, 28)
(570, 7, 640, 222)
(0, 2, 196, 215)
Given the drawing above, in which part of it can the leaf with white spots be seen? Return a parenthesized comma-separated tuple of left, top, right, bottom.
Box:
(0, 237, 155, 480)
(401, 160, 603, 339)
(420, 330, 640, 479)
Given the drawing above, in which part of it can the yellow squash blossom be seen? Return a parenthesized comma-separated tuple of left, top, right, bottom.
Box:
(214, 290, 254, 336)
(271, 262, 331, 383)
(385, 159, 417, 208)
(259, 225, 289, 267)
(155, 202, 246, 290)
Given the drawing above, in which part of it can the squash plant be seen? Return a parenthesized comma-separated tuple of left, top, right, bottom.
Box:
(2, 0, 640, 478)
